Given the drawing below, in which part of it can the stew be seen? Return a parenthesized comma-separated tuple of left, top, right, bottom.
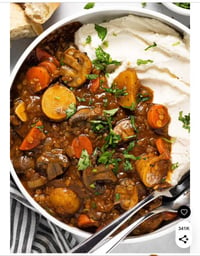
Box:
(10, 22, 177, 235)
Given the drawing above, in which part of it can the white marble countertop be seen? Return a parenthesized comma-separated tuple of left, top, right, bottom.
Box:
(10, 2, 190, 254)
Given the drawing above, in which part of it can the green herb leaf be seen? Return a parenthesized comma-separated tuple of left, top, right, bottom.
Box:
(95, 24, 107, 41)
(137, 59, 154, 66)
(84, 2, 95, 9)
(103, 108, 119, 116)
(115, 193, 120, 201)
(178, 111, 190, 132)
(123, 159, 133, 171)
(162, 137, 176, 144)
(92, 46, 121, 72)
(76, 96, 86, 102)
(124, 153, 141, 161)
(85, 35, 92, 44)
(172, 41, 181, 46)
(144, 42, 157, 51)
(102, 85, 128, 97)
(66, 103, 76, 119)
(35, 125, 44, 132)
(78, 149, 91, 170)
(141, 2, 147, 8)
(171, 162, 179, 170)
(98, 150, 114, 165)
(86, 74, 99, 80)
(130, 115, 138, 132)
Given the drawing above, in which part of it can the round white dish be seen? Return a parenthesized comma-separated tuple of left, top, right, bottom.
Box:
(162, 2, 190, 16)
(10, 6, 190, 245)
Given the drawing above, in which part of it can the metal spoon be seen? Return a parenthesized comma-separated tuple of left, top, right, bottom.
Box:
(70, 171, 190, 253)
(91, 188, 190, 254)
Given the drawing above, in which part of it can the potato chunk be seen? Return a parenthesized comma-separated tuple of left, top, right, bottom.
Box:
(135, 154, 170, 188)
(114, 68, 140, 109)
(48, 187, 80, 215)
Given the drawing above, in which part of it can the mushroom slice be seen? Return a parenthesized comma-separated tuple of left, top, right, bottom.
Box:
(83, 165, 117, 191)
(135, 154, 171, 188)
(113, 119, 135, 141)
(60, 47, 92, 87)
(115, 178, 138, 210)
(69, 107, 102, 127)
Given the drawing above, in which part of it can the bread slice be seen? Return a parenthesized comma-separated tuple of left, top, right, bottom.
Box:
(10, 3, 43, 40)
(24, 3, 60, 24)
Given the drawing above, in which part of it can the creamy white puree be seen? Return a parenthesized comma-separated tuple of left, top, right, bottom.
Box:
(75, 15, 190, 185)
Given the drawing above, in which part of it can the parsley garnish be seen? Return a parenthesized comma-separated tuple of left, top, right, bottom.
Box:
(141, 2, 147, 8)
(115, 193, 120, 201)
(78, 149, 91, 170)
(102, 84, 128, 97)
(137, 59, 154, 65)
(85, 35, 92, 44)
(65, 103, 76, 119)
(92, 46, 121, 72)
(171, 162, 179, 170)
(144, 42, 157, 51)
(103, 108, 119, 116)
(86, 74, 99, 80)
(178, 111, 190, 132)
(84, 2, 95, 9)
(95, 24, 107, 41)
(137, 93, 150, 103)
(130, 115, 138, 132)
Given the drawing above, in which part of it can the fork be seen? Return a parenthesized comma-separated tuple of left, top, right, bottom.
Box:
(70, 171, 190, 253)
(90, 188, 190, 254)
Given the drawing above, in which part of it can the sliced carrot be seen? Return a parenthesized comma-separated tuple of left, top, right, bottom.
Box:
(72, 135, 93, 158)
(89, 77, 100, 93)
(147, 104, 170, 129)
(38, 61, 57, 75)
(26, 66, 50, 93)
(77, 214, 97, 228)
(36, 47, 60, 67)
(41, 83, 76, 121)
(155, 138, 171, 160)
(19, 121, 46, 151)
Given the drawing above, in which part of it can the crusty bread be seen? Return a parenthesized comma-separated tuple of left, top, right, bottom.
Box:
(10, 3, 43, 40)
(24, 3, 60, 24)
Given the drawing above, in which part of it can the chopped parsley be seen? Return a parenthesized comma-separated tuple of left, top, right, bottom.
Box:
(78, 149, 91, 170)
(76, 96, 86, 102)
(65, 103, 76, 119)
(85, 35, 92, 44)
(95, 24, 107, 41)
(172, 162, 179, 170)
(115, 193, 120, 201)
(130, 115, 138, 132)
(141, 2, 147, 8)
(103, 108, 119, 116)
(137, 93, 150, 103)
(137, 59, 154, 66)
(86, 74, 99, 80)
(178, 111, 190, 132)
(92, 46, 121, 72)
(84, 2, 95, 9)
(144, 42, 157, 51)
(102, 84, 128, 97)
(172, 41, 181, 46)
